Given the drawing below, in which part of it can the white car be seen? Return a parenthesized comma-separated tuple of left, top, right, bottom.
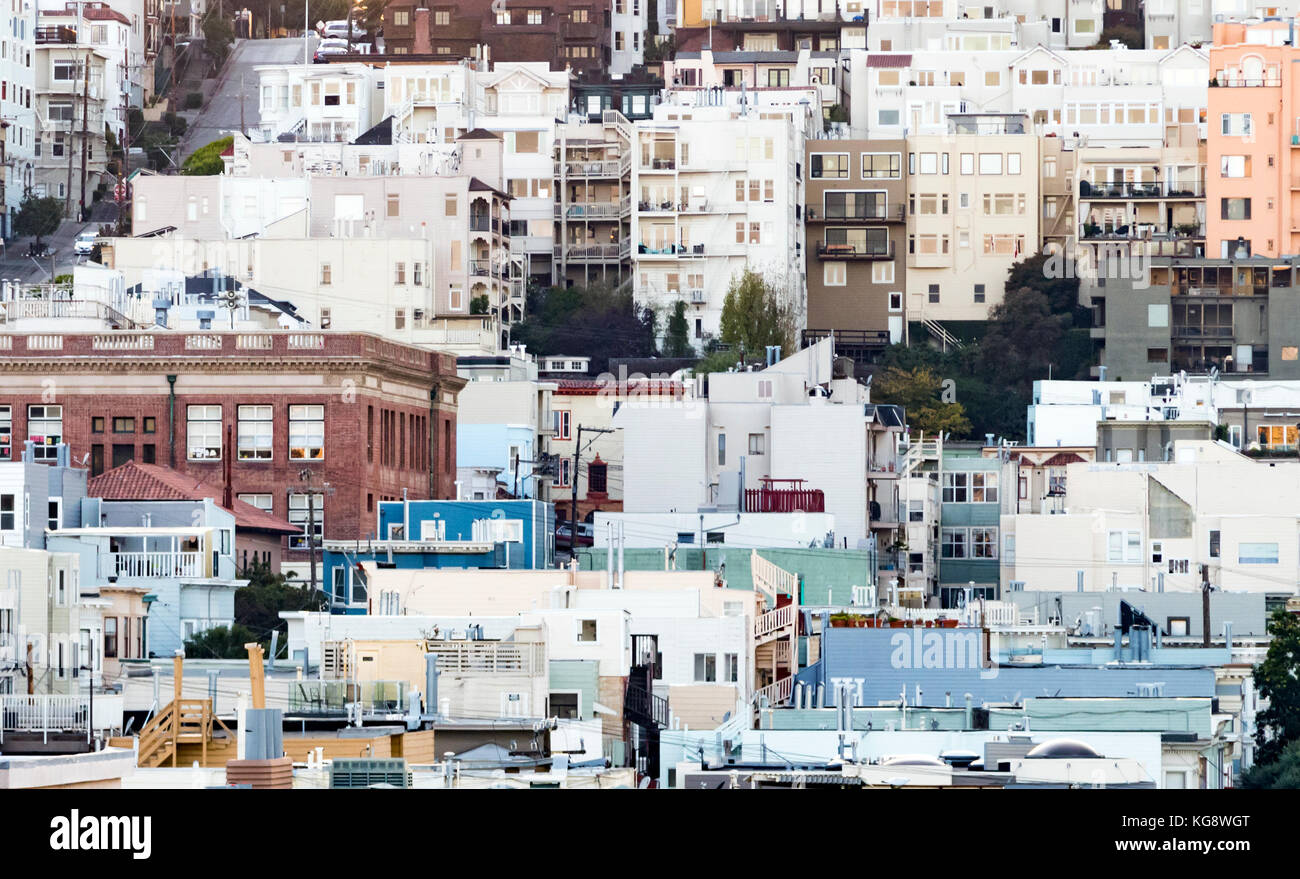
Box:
(73, 230, 97, 256)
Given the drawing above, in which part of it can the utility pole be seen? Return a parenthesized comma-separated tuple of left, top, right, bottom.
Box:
(1201, 563, 1212, 648)
(239, 74, 246, 137)
(298, 468, 335, 598)
(570, 425, 614, 536)
(79, 45, 91, 223)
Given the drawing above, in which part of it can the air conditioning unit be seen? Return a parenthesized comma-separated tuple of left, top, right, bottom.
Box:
(329, 758, 411, 789)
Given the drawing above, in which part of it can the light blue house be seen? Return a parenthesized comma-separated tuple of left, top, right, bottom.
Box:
(47, 496, 243, 657)
(937, 445, 1003, 607)
(457, 423, 540, 498)
(322, 498, 556, 614)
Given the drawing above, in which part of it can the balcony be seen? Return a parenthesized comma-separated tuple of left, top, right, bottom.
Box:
(640, 157, 677, 172)
(286, 680, 411, 716)
(468, 216, 493, 232)
(35, 25, 78, 44)
(816, 240, 894, 260)
(808, 204, 906, 223)
(103, 551, 202, 579)
(555, 201, 622, 220)
(0, 694, 124, 746)
(555, 243, 622, 261)
(638, 242, 706, 258)
(554, 159, 623, 178)
(744, 479, 826, 513)
(1079, 180, 1203, 199)
(1080, 224, 1204, 241)
(1211, 76, 1281, 88)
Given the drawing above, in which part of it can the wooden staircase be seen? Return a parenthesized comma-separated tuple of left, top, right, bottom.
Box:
(137, 699, 235, 768)
(749, 552, 800, 711)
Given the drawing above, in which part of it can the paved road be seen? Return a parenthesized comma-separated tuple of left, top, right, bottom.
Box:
(181, 36, 319, 159)
(0, 205, 117, 283)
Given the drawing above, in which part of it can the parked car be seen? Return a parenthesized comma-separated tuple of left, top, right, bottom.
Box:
(74, 230, 97, 256)
(322, 20, 366, 40)
(555, 522, 594, 550)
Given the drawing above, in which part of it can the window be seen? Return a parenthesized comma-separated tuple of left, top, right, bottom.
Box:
(1107, 530, 1143, 563)
(289, 405, 325, 460)
(1220, 113, 1252, 137)
(186, 405, 222, 460)
(861, 153, 900, 179)
(578, 619, 598, 642)
(237, 405, 273, 460)
(435, 9, 451, 25)
(527, 8, 543, 24)
(48, 499, 61, 531)
(824, 261, 847, 286)
(394, 262, 407, 285)
(748, 433, 765, 455)
(238, 494, 274, 516)
(960, 153, 974, 175)
(717, 432, 726, 466)
(552, 457, 572, 488)
(553, 410, 572, 441)
(1221, 155, 1251, 178)
(971, 527, 998, 559)
(28, 405, 62, 460)
(942, 472, 967, 503)
(1239, 542, 1278, 564)
(724, 653, 739, 683)
(694, 653, 717, 682)
(288, 492, 323, 549)
(1221, 198, 1251, 221)
(550, 692, 580, 719)
(971, 472, 998, 503)
(978, 153, 1003, 175)
(0, 494, 14, 530)
(1209, 530, 1221, 558)
(320, 263, 332, 285)
(0, 406, 10, 460)
(91, 416, 105, 434)
(103, 617, 117, 659)
(386, 192, 400, 217)
(1167, 617, 1190, 638)
(941, 528, 967, 558)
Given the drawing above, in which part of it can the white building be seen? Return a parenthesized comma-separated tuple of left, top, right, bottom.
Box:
(630, 94, 814, 347)
(2, 1, 37, 236)
(1000, 440, 1300, 596)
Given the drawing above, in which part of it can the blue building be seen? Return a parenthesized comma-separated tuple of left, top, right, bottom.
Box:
(937, 445, 1004, 607)
(322, 498, 556, 614)
(795, 624, 1219, 707)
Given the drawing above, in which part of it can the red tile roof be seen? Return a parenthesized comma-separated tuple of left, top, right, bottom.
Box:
(866, 54, 912, 68)
(88, 462, 300, 534)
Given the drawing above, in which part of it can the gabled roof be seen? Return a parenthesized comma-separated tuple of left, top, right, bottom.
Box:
(457, 128, 503, 142)
(88, 462, 300, 534)
(1010, 45, 1066, 68)
(468, 176, 510, 199)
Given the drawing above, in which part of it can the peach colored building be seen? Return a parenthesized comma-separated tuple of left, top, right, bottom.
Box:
(1206, 20, 1300, 259)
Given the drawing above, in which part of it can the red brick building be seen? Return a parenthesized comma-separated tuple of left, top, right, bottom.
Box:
(0, 331, 465, 565)
(380, 0, 609, 75)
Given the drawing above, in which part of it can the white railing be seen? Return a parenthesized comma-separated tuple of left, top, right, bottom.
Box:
(287, 333, 325, 349)
(185, 333, 223, 350)
(962, 600, 1022, 627)
(886, 606, 950, 622)
(0, 695, 86, 742)
(850, 585, 877, 606)
(752, 676, 793, 708)
(750, 550, 796, 604)
(103, 551, 202, 579)
(427, 641, 546, 676)
(755, 604, 795, 642)
(26, 334, 63, 350)
(235, 334, 274, 349)
(93, 333, 154, 350)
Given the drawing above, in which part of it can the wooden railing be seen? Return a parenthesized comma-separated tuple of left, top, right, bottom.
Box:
(137, 701, 176, 767)
(750, 551, 797, 605)
(752, 676, 793, 708)
(755, 604, 795, 643)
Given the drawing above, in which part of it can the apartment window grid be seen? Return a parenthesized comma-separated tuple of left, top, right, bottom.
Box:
(289, 405, 325, 460)
(237, 405, 274, 460)
(186, 405, 222, 460)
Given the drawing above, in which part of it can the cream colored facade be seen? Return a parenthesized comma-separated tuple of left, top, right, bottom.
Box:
(0, 547, 84, 697)
(1001, 441, 1300, 595)
(905, 124, 1041, 323)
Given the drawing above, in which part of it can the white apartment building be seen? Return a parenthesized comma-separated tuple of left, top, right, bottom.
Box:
(1144, 0, 1300, 51)
(610, 0, 648, 75)
(1000, 440, 1300, 596)
(630, 96, 812, 348)
(0, 546, 86, 696)
(131, 174, 309, 238)
(905, 114, 1040, 322)
(33, 34, 121, 206)
(613, 340, 906, 549)
(255, 62, 379, 143)
(226, 134, 462, 178)
(666, 48, 842, 120)
(2, 0, 37, 236)
(845, 45, 1209, 146)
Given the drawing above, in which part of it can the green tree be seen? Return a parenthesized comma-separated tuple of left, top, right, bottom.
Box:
(184, 623, 262, 659)
(1241, 739, 1300, 789)
(1250, 608, 1300, 767)
(234, 558, 326, 647)
(203, 12, 235, 64)
(510, 281, 658, 375)
(718, 268, 795, 358)
(976, 286, 1066, 399)
(14, 195, 65, 245)
(1004, 252, 1087, 326)
(873, 366, 972, 438)
(182, 135, 231, 176)
(470, 294, 490, 315)
(1094, 25, 1143, 50)
(663, 300, 693, 358)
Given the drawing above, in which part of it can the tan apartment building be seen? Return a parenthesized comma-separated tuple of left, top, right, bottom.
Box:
(552, 113, 634, 288)
(1040, 136, 1076, 257)
(804, 138, 907, 362)
(905, 114, 1041, 327)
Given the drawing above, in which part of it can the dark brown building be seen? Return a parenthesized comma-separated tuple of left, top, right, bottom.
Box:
(382, 0, 610, 76)
(803, 138, 907, 366)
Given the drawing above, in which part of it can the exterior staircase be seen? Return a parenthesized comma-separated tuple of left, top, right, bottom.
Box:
(749, 552, 800, 711)
(137, 699, 234, 768)
(921, 317, 964, 351)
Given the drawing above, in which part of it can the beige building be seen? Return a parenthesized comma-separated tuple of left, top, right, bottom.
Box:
(0, 547, 85, 697)
(906, 115, 1041, 325)
(552, 113, 634, 289)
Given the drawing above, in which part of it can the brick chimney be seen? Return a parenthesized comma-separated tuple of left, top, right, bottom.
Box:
(413, 7, 432, 54)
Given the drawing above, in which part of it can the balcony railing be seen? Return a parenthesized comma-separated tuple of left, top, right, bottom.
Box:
(556, 202, 622, 219)
(640, 157, 677, 171)
(103, 551, 202, 579)
(816, 240, 894, 260)
(468, 216, 492, 232)
(1079, 181, 1203, 199)
(554, 159, 623, 177)
(745, 481, 826, 513)
(637, 242, 706, 256)
(555, 243, 622, 260)
(808, 204, 906, 222)
(1080, 224, 1205, 240)
(430, 640, 546, 675)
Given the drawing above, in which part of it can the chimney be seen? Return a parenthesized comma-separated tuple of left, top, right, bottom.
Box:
(413, 8, 432, 55)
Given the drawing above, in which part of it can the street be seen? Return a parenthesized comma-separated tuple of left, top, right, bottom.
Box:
(180, 36, 319, 160)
